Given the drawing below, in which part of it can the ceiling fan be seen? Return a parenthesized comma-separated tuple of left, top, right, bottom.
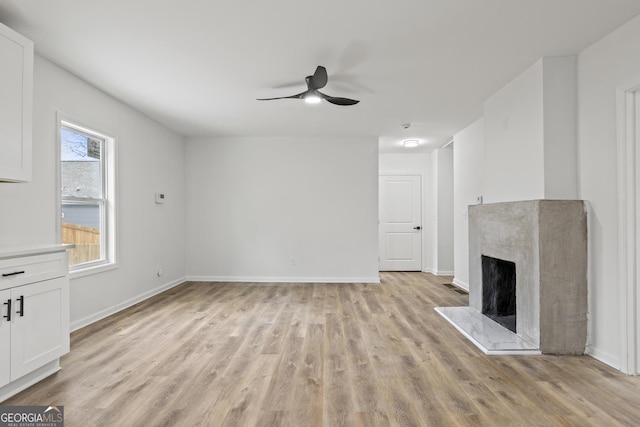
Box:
(257, 65, 360, 106)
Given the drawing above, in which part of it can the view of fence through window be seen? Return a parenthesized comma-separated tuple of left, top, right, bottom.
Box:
(60, 125, 104, 267)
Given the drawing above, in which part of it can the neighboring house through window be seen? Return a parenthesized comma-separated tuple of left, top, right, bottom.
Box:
(59, 118, 116, 273)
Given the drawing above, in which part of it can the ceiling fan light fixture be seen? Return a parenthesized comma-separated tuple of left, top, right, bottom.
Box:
(257, 66, 359, 106)
(403, 139, 419, 148)
(304, 94, 322, 104)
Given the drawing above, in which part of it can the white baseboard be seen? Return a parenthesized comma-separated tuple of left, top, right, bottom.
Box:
(424, 270, 454, 276)
(452, 278, 469, 292)
(586, 346, 621, 372)
(422, 268, 455, 276)
(185, 275, 381, 284)
(70, 277, 186, 332)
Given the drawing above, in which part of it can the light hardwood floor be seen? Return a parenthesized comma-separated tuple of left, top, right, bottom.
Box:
(3, 272, 640, 426)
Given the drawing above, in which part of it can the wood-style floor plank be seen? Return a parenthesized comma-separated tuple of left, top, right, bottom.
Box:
(3, 273, 640, 426)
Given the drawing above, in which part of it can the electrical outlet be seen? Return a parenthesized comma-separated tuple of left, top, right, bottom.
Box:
(290, 257, 296, 266)
(156, 265, 163, 276)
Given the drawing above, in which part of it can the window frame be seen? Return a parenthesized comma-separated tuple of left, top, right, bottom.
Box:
(57, 114, 117, 277)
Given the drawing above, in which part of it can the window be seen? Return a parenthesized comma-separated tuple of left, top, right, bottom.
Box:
(59, 119, 116, 272)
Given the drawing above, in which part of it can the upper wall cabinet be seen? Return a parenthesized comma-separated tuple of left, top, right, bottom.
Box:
(0, 23, 33, 182)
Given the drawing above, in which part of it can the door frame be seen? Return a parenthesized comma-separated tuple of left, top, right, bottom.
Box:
(378, 171, 426, 272)
(616, 81, 640, 375)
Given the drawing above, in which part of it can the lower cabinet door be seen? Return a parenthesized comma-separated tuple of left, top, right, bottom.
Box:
(0, 289, 10, 388)
(10, 277, 68, 381)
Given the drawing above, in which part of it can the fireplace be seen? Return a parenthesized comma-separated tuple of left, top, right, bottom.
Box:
(435, 200, 588, 355)
(482, 255, 516, 333)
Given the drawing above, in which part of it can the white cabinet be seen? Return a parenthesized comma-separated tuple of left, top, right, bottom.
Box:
(0, 247, 70, 398)
(10, 277, 70, 381)
(0, 23, 33, 182)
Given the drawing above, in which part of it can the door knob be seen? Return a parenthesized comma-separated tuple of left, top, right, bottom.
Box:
(413, 226, 422, 230)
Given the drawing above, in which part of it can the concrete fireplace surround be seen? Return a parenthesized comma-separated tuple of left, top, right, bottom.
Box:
(437, 200, 587, 355)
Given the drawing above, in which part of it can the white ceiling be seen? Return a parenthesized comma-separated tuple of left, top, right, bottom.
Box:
(1, 1, 640, 153)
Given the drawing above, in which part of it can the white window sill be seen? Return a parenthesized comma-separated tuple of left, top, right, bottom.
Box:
(69, 261, 118, 279)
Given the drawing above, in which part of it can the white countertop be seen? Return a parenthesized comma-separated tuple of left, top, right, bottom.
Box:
(0, 244, 75, 260)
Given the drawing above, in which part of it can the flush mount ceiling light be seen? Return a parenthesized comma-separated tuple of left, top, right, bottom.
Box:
(403, 139, 419, 148)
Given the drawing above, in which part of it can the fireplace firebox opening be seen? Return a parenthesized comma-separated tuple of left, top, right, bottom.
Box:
(482, 255, 516, 333)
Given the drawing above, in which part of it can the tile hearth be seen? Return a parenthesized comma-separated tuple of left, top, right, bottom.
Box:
(435, 306, 540, 355)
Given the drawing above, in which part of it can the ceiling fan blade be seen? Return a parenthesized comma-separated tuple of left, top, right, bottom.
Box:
(318, 91, 360, 106)
(310, 66, 328, 89)
(271, 80, 307, 89)
(257, 91, 307, 101)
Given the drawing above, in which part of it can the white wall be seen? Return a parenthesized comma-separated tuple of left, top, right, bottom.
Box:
(483, 57, 578, 203)
(452, 118, 484, 290)
(0, 56, 187, 329)
(185, 136, 379, 283)
(483, 60, 544, 203)
(542, 56, 578, 199)
(577, 13, 640, 368)
(379, 152, 432, 272)
(431, 146, 454, 275)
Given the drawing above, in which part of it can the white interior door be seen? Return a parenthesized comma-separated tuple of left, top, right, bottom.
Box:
(379, 175, 422, 271)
